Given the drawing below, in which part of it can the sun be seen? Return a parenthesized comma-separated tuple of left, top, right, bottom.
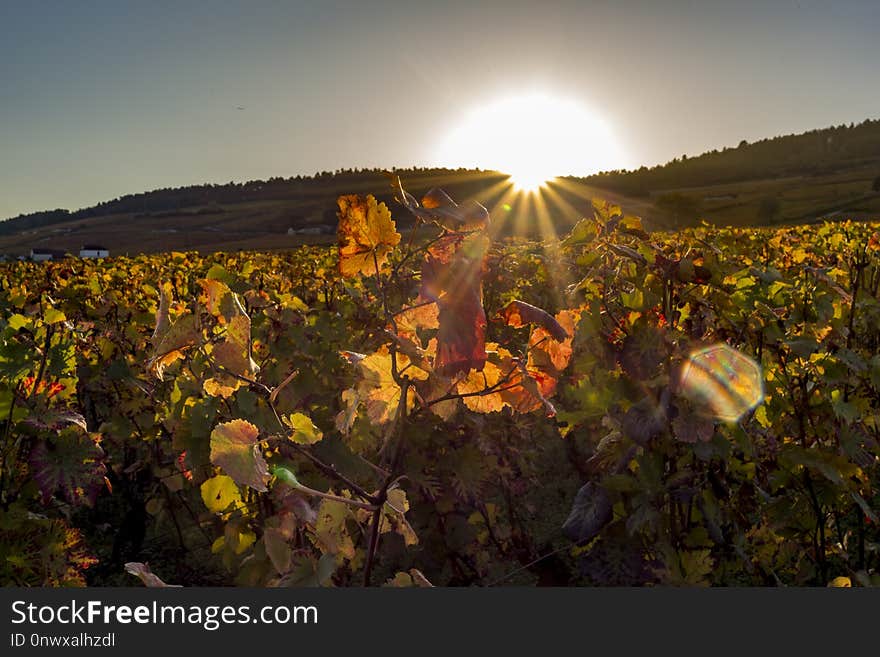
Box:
(433, 92, 627, 192)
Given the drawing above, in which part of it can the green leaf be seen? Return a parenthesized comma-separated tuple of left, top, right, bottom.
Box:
(7, 314, 29, 331)
(282, 553, 336, 587)
(562, 482, 612, 543)
(620, 288, 645, 310)
(561, 217, 598, 247)
(679, 549, 714, 586)
(780, 445, 860, 487)
(28, 429, 107, 506)
(672, 410, 715, 444)
(206, 263, 233, 283)
(622, 398, 666, 445)
(210, 419, 268, 491)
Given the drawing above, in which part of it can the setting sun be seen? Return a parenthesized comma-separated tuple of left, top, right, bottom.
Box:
(433, 92, 627, 192)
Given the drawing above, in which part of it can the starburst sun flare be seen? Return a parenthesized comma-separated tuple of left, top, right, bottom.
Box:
(433, 92, 628, 192)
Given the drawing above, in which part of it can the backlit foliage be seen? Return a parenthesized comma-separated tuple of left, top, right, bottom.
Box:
(2, 182, 880, 587)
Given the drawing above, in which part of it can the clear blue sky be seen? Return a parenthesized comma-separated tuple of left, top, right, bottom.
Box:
(2, 0, 879, 218)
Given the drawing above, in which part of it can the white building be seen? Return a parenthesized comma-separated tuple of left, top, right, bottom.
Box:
(30, 248, 68, 262)
(79, 244, 109, 259)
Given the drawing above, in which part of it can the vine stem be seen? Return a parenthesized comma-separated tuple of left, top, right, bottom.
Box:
(363, 378, 410, 586)
(290, 482, 376, 511)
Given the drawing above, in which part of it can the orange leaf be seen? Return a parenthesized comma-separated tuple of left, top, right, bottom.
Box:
(498, 300, 568, 341)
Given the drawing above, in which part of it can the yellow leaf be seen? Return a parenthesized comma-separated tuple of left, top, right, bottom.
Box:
(203, 375, 242, 398)
(829, 576, 852, 587)
(285, 412, 324, 445)
(355, 347, 427, 426)
(336, 194, 401, 277)
(314, 496, 356, 561)
(457, 361, 505, 413)
(200, 474, 242, 513)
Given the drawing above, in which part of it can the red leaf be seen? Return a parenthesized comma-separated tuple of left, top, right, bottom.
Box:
(422, 233, 490, 377)
(498, 300, 568, 342)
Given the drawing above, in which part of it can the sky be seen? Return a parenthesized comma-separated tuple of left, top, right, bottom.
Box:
(2, 0, 879, 219)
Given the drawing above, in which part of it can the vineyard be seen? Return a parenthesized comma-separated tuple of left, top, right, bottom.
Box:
(2, 178, 880, 587)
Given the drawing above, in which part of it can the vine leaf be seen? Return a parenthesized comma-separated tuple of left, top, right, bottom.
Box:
(212, 315, 258, 376)
(456, 361, 505, 413)
(560, 217, 598, 248)
(671, 406, 715, 444)
(384, 569, 434, 587)
(391, 175, 489, 231)
(658, 547, 715, 586)
(496, 309, 580, 415)
(527, 308, 580, 373)
(280, 553, 336, 587)
(28, 428, 107, 506)
(124, 562, 181, 588)
(498, 300, 568, 342)
(200, 474, 243, 513)
(396, 295, 440, 333)
(313, 495, 356, 562)
(335, 388, 360, 435)
(199, 279, 235, 320)
(23, 410, 88, 433)
(336, 194, 401, 277)
(392, 177, 493, 377)
(148, 313, 200, 379)
(341, 346, 428, 427)
(623, 398, 667, 445)
(381, 488, 419, 546)
(203, 288, 257, 398)
(423, 232, 490, 377)
(562, 482, 613, 543)
(210, 419, 268, 491)
(263, 528, 292, 574)
(284, 412, 324, 445)
(151, 281, 173, 342)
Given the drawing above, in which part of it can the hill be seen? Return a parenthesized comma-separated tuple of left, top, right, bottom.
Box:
(2, 119, 880, 257)
(0, 168, 640, 257)
(573, 118, 880, 226)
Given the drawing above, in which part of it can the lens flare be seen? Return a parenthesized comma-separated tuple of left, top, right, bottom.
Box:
(678, 344, 764, 422)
